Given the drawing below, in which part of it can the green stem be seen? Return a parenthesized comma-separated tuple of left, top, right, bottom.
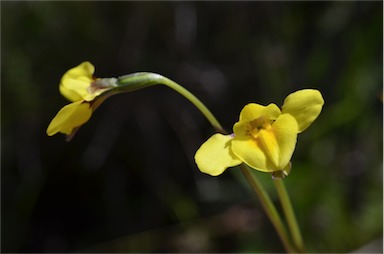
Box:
(117, 72, 224, 133)
(240, 164, 297, 253)
(273, 178, 305, 253)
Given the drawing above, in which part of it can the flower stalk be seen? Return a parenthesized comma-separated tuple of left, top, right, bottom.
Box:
(117, 73, 224, 133)
(273, 178, 305, 253)
(240, 164, 297, 253)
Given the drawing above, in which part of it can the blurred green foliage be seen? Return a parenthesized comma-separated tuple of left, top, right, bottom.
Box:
(2, 1, 382, 253)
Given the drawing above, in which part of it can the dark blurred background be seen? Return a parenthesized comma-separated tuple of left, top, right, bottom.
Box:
(2, 1, 382, 253)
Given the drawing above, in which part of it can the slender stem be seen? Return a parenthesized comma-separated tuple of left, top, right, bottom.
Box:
(117, 73, 224, 133)
(273, 178, 305, 253)
(240, 164, 297, 253)
(159, 76, 224, 133)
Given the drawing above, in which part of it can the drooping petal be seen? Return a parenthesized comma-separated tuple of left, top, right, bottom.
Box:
(281, 89, 324, 133)
(239, 103, 281, 122)
(231, 114, 298, 172)
(194, 134, 242, 176)
(60, 62, 95, 102)
(46, 101, 92, 136)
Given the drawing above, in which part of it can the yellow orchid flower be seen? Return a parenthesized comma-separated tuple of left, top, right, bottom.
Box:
(47, 62, 117, 139)
(195, 89, 324, 176)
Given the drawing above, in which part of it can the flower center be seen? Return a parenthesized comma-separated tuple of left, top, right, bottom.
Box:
(248, 116, 273, 139)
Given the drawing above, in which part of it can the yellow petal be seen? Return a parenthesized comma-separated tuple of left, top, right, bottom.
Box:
(46, 101, 92, 136)
(59, 81, 85, 102)
(269, 114, 298, 169)
(232, 120, 249, 137)
(281, 89, 324, 132)
(231, 135, 272, 172)
(233, 103, 281, 137)
(257, 129, 279, 167)
(60, 62, 95, 102)
(231, 114, 298, 172)
(239, 103, 281, 122)
(194, 134, 242, 176)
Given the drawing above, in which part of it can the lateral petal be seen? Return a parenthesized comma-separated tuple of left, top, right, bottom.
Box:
(281, 89, 324, 132)
(195, 134, 242, 176)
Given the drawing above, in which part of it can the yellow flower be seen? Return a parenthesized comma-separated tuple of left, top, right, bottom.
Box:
(195, 89, 324, 176)
(47, 62, 117, 139)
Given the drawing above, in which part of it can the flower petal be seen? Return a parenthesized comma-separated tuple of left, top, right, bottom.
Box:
(60, 62, 95, 102)
(239, 103, 281, 122)
(46, 101, 92, 136)
(194, 134, 242, 176)
(233, 103, 281, 137)
(281, 89, 324, 132)
(59, 80, 87, 102)
(269, 114, 298, 169)
(231, 114, 298, 172)
(231, 134, 273, 172)
(257, 129, 279, 167)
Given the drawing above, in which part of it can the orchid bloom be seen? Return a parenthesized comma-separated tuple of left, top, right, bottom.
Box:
(194, 89, 324, 176)
(46, 62, 117, 139)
